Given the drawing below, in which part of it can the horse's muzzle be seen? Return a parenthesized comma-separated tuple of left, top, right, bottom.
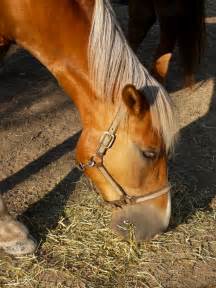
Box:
(111, 196, 171, 241)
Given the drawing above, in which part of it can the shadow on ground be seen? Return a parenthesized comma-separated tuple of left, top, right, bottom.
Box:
(0, 130, 81, 241)
(168, 19, 216, 226)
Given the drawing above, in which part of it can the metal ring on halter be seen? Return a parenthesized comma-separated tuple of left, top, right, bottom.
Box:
(78, 159, 96, 171)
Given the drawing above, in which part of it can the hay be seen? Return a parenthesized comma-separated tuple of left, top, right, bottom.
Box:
(0, 175, 215, 287)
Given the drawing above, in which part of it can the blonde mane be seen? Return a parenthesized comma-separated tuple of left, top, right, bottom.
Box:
(88, 0, 177, 151)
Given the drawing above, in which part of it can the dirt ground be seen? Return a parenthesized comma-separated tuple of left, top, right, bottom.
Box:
(0, 1, 216, 288)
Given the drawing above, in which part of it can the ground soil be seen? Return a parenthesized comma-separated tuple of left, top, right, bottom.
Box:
(0, 1, 215, 287)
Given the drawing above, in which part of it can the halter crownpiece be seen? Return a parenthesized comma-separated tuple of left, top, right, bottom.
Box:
(78, 106, 170, 207)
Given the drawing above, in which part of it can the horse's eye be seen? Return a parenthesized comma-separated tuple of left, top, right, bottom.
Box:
(142, 150, 157, 160)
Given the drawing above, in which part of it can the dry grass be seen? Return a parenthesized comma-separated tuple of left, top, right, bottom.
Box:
(0, 174, 215, 288)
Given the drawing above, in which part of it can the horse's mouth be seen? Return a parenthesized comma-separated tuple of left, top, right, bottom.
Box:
(111, 202, 169, 241)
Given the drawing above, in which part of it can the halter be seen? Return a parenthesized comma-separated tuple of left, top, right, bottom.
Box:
(78, 106, 170, 207)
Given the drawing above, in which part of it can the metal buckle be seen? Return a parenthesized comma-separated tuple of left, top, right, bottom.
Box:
(99, 131, 115, 149)
(77, 162, 85, 171)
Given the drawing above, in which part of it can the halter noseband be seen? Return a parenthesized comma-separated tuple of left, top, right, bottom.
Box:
(78, 106, 170, 207)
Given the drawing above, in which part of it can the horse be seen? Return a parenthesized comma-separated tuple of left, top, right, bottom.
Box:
(0, 0, 177, 256)
(127, 0, 206, 85)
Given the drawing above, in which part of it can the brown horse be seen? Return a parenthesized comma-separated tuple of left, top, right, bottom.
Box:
(0, 0, 177, 256)
(128, 0, 206, 85)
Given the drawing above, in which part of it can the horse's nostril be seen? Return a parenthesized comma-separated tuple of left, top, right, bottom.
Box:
(111, 203, 168, 241)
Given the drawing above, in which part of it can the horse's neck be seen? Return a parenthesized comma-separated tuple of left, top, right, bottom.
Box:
(3, 0, 102, 124)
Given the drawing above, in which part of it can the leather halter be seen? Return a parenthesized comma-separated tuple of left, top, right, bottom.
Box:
(78, 106, 170, 207)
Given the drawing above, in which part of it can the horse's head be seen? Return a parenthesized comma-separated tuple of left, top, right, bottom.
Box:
(76, 84, 176, 241)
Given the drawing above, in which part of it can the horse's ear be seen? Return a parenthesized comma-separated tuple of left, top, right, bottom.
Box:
(122, 84, 148, 116)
